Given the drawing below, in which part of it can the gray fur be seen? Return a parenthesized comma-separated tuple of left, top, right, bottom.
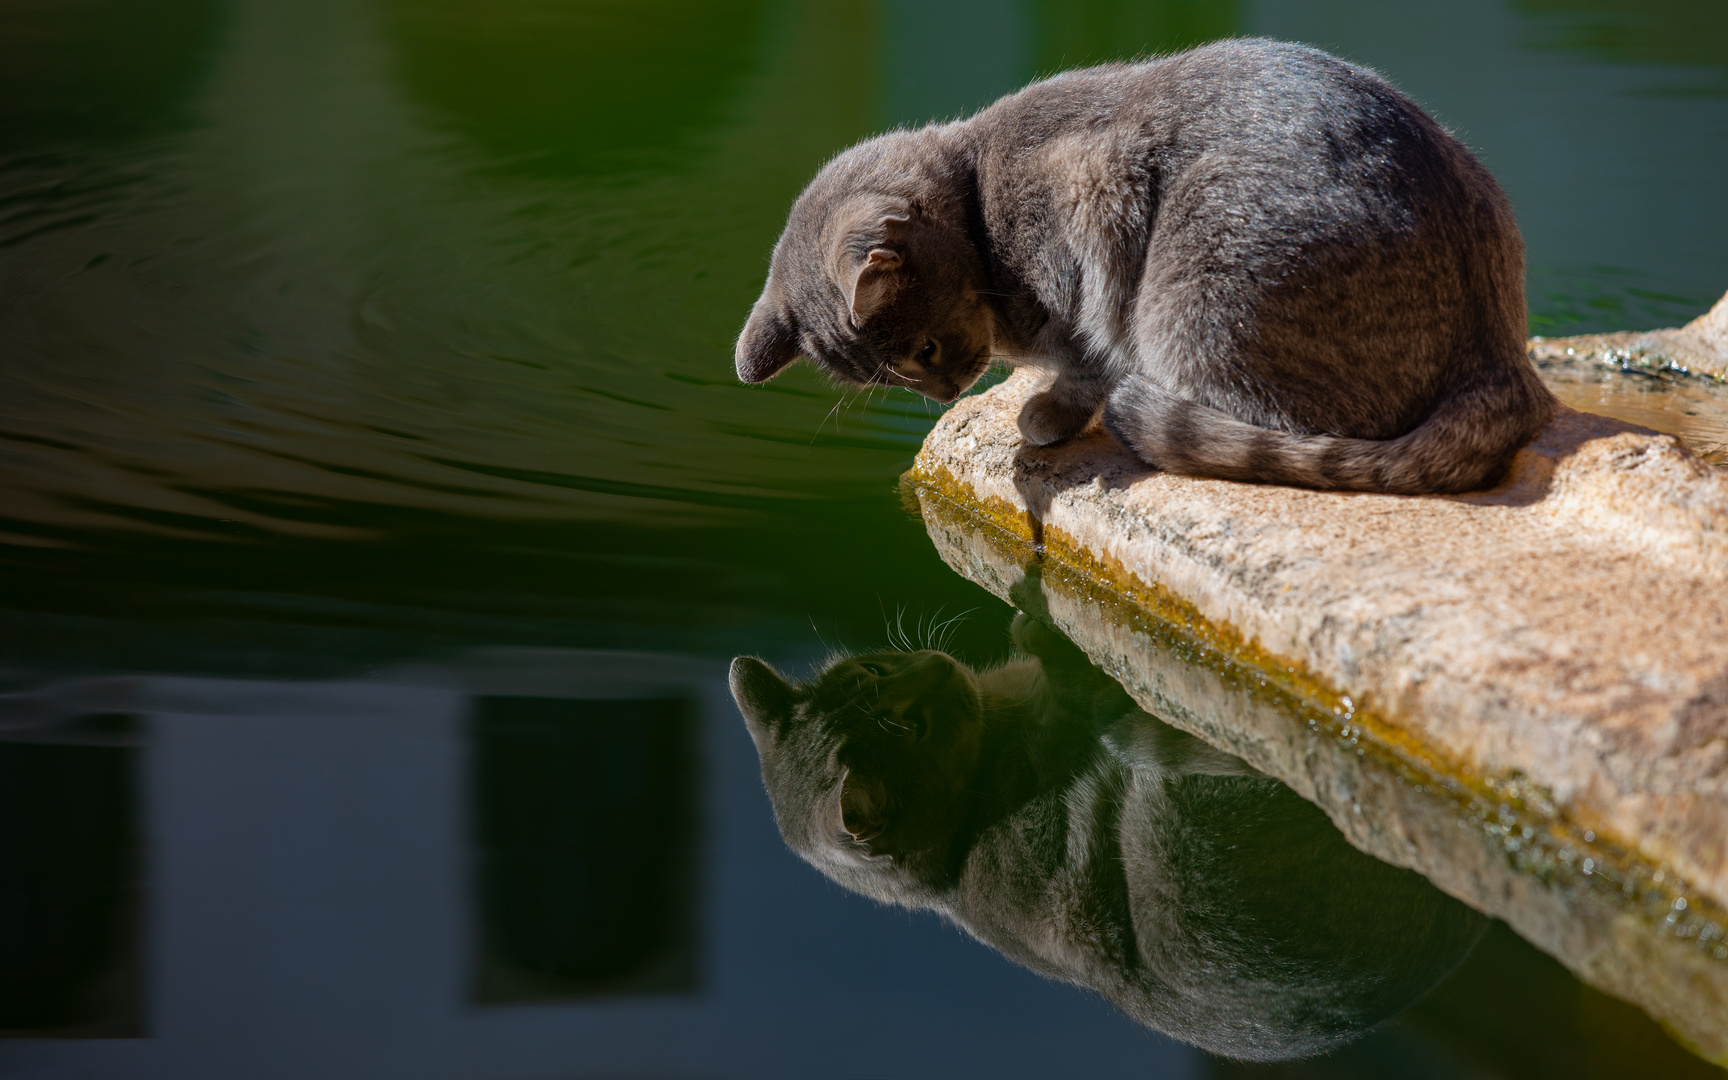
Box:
(729, 595, 1485, 1060)
(736, 39, 1555, 494)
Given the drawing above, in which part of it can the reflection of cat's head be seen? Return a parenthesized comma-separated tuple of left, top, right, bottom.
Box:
(729, 650, 990, 906)
(733, 642, 1490, 1062)
(734, 134, 995, 404)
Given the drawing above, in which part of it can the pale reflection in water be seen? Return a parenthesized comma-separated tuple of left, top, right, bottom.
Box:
(732, 572, 1486, 1061)
(0, 653, 1203, 1080)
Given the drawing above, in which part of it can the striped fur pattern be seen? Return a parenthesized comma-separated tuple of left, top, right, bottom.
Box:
(729, 601, 1484, 1060)
(736, 39, 1555, 494)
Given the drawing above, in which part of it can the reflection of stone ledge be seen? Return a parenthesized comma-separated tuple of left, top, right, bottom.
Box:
(905, 363, 1728, 1062)
(1530, 289, 1728, 381)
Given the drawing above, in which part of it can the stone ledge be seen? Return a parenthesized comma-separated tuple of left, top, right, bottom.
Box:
(905, 353, 1728, 1060)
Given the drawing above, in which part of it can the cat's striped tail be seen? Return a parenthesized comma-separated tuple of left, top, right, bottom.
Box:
(1101, 368, 1555, 495)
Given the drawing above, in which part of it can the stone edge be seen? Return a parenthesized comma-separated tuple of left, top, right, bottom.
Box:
(903, 459, 1728, 1063)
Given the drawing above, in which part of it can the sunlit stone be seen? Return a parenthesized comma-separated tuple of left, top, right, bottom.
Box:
(905, 298, 1728, 1061)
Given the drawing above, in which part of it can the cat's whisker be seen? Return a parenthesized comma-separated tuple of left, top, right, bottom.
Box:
(872, 710, 911, 735)
(893, 604, 914, 652)
(809, 618, 836, 655)
(824, 375, 878, 439)
(813, 393, 848, 442)
(838, 383, 866, 427)
(882, 597, 916, 654)
(930, 607, 975, 653)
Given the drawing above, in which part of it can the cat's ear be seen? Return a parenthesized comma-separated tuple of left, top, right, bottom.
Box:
(839, 769, 889, 844)
(847, 247, 904, 327)
(837, 203, 913, 327)
(730, 656, 796, 749)
(735, 298, 801, 383)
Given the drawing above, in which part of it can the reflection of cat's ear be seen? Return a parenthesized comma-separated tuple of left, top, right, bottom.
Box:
(736, 298, 801, 383)
(730, 656, 795, 749)
(847, 248, 903, 327)
(840, 770, 888, 843)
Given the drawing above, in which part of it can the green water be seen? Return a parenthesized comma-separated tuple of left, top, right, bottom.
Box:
(3, 0, 1725, 669)
(1, 1, 1725, 1076)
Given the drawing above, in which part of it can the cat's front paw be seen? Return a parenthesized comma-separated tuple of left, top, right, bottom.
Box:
(1008, 563, 1049, 618)
(1017, 390, 1093, 446)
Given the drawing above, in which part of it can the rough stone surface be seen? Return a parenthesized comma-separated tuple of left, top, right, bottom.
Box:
(906, 350, 1728, 1060)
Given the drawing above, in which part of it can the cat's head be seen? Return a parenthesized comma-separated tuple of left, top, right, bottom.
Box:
(736, 165, 995, 403)
(729, 649, 988, 904)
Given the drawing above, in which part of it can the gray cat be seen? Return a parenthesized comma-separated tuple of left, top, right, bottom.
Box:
(735, 39, 1555, 494)
(729, 580, 1485, 1060)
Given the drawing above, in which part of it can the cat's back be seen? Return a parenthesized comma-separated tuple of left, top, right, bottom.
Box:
(974, 38, 1401, 122)
(970, 38, 1452, 180)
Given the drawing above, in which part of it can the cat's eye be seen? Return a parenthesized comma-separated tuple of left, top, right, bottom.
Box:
(859, 661, 890, 676)
(918, 339, 938, 361)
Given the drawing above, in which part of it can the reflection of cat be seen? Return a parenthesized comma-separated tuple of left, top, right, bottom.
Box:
(735, 39, 1554, 494)
(731, 580, 1484, 1060)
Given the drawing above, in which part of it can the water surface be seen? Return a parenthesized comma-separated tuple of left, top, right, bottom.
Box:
(2, 0, 1726, 1076)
